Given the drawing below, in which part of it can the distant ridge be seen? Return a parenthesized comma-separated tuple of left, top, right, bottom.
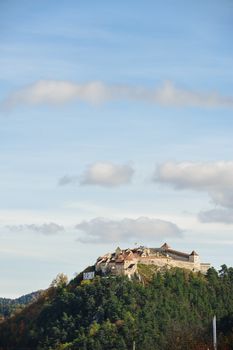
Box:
(0, 290, 42, 319)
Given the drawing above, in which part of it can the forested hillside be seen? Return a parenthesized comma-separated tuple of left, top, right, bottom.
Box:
(0, 266, 233, 350)
(0, 291, 41, 319)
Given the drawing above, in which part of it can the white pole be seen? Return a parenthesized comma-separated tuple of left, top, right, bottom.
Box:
(133, 340, 136, 350)
(213, 315, 217, 350)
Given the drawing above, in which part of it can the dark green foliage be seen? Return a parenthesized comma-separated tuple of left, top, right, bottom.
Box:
(0, 290, 41, 318)
(0, 266, 233, 349)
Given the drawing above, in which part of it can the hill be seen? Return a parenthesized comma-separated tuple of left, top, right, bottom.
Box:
(0, 265, 233, 349)
(0, 291, 42, 320)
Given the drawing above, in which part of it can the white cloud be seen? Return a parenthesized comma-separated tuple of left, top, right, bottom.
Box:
(58, 162, 134, 188)
(154, 161, 233, 190)
(3, 80, 233, 110)
(154, 161, 233, 208)
(209, 190, 233, 209)
(75, 216, 183, 244)
(3, 80, 109, 109)
(80, 162, 134, 187)
(152, 81, 233, 108)
(7, 222, 65, 235)
(198, 208, 233, 224)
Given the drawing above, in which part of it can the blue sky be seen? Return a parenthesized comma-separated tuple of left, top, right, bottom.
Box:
(1, 0, 233, 297)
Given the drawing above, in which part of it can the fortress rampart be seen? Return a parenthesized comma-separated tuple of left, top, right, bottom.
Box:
(95, 243, 211, 277)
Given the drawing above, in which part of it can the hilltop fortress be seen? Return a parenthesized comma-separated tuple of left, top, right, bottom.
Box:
(95, 243, 211, 277)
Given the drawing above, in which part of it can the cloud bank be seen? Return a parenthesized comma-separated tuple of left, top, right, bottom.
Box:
(7, 222, 65, 235)
(154, 161, 233, 224)
(3, 80, 233, 110)
(154, 161, 233, 192)
(59, 162, 134, 187)
(198, 208, 233, 224)
(75, 217, 183, 244)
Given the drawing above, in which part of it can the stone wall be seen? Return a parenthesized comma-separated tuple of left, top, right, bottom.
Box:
(137, 256, 205, 273)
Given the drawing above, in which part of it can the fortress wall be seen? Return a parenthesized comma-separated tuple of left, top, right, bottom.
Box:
(138, 257, 201, 272)
(139, 256, 169, 266)
(124, 259, 137, 269)
(165, 253, 189, 262)
(168, 260, 201, 271)
(96, 251, 211, 276)
(124, 264, 137, 277)
(200, 263, 211, 274)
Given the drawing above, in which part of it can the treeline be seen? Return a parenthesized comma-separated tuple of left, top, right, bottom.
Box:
(0, 266, 233, 349)
(0, 291, 41, 319)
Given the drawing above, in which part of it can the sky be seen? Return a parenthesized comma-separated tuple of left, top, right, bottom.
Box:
(1, 0, 233, 298)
